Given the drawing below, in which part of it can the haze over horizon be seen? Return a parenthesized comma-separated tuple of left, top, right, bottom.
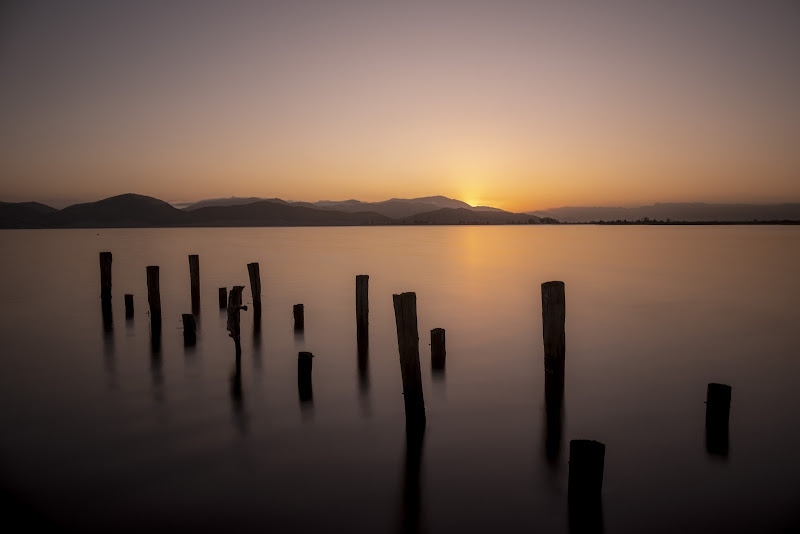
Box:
(1, 1, 798, 211)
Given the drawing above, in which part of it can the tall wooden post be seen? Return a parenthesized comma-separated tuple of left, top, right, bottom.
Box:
(226, 285, 247, 355)
(218, 287, 227, 309)
(293, 304, 304, 331)
(146, 266, 161, 351)
(356, 275, 369, 339)
(706, 383, 732, 455)
(568, 439, 605, 500)
(189, 254, 200, 314)
(542, 281, 566, 365)
(99, 252, 112, 300)
(393, 292, 426, 428)
(124, 294, 134, 318)
(298, 351, 314, 403)
(431, 328, 446, 370)
(247, 263, 262, 316)
(182, 314, 197, 346)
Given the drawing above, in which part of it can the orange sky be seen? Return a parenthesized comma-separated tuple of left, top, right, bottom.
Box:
(1, 1, 798, 211)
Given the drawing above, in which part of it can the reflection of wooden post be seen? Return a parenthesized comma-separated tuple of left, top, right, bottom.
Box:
(124, 294, 134, 318)
(356, 275, 369, 339)
(182, 314, 196, 346)
(189, 254, 200, 314)
(293, 304, 304, 331)
(431, 328, 446, 370)
(542, 281, 565, 364)
(218, 287, 227, 309)
(298, 351, 314, 403)
(706, 383, 732, 455)
(99, 252, 112, 300)
(568, 440, 605, 500)
(393, 292, 426, 428)
(226, 285, 247, 355)
(247, 263, 261, 316)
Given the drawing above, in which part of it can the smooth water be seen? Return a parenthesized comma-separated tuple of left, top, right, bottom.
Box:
(1, 226, 799, 533)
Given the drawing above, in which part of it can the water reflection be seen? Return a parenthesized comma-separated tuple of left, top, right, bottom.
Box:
(544, 360, 565, 467)
(150, 352, 164, 404)
(230, 353, 247, 435)
(399, 425, 425, 534)
(252, 313, 262, 371)
(101, 297, 115, 383)
(357, 335, 371, 417)
(298, 351, 314, 419)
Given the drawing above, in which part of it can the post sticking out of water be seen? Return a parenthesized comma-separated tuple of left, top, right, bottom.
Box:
(227, 285, 247, 355)
(298, 351, 314, 403)
(146, 265, 161, 325)
(568, 439, 605, 501)
(189, 254, 200, 314)
(356, 275, 369, 339)
(99, 252, 112, 300)
(393, 292, 426, 429)
(293, 304, 304, 331)
(124, 294, 134, 318)
(706, 383, 732, 455)
(431, 328, 446, 370)
(182, 314, 196, 346)
(542, 281, 566, 365)
(247, 263, 262, 316)
(218, 287, 227, 309)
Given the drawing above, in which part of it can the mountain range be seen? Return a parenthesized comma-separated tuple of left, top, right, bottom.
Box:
(527, 203, 800, 223)
(0, 194, 547, 229)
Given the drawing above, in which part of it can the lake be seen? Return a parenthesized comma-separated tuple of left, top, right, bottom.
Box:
(1, 226, 799, 533)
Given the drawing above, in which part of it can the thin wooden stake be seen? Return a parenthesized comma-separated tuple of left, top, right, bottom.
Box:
(182, 313, 196, 346)
(431, 328, 446, 370)
(218, 287, 227, 309)
(298, 351, 314, 403)
(124, 294, 134, 318)
(189, 254, 200, 314)
(393, 292, 426, 428)
(99, 252, 112, 300)
(226, 285, 247, 355)
(542, 281, 566, 365)
(356, 274, 369, 339)
(293, 303, 304, 331)
(247, 262, 262, 316)
(568, 439, 605, 500)
(706, 383, 732, 455)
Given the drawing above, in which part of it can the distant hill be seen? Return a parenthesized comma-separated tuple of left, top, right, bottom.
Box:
(399, 207, 542, 225)
(181, 196, 270, 210)
(186, 201, 391, 226)
(528, 203, 800, 223)
(0, 201, 57, 228)
(49, 194, 187, 227)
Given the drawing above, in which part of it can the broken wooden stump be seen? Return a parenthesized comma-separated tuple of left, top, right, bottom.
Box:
(124, 294, 134, 318)
(189, 254, 200, 314)
(218, 287, 227, 309)
(226, 285, 248, 355)
(542, 281, 566, 365)
(247, 262, 262, 317)
(431, 328, 446, 371)
(182, 313, 197, 346)
(298, 351, 314, 403)
(393, 292, 426, 429)
(99, 252, 112, 301)
(356, 274, 369, 339)
(293, 303, 304, 331)
(568, 439, 605, 501)
(706, 383, 732, 456)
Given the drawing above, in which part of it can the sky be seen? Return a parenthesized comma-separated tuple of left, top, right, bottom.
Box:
(0, 0, 798, 211)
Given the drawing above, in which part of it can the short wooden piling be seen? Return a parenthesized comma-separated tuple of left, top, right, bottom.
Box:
(542, 281, 566, 364)
(226, 285, 247, 355)
(293, 304, 304, 331)
(124, 294, 134, 318)
(356, 274, 369, 338)
(146, 266, 161, 324)
(218, 287, 227, 309)
(99, 252, 112, 300)
(189, 254, 200, 314)
(568, 440, 605, 500)
(431, 328, 446, 370)
(706, 383, 732, 455)
(182, 313, 197, 346)
(393, 292, 426, 428)
(298, 351, 314, 403)
(247, 262, 262, 316)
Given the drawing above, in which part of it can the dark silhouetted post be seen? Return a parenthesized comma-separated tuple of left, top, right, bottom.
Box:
(182, 313, 196, 346)
(226, 285, 247, 355)
(298, 351, 313, 403)
(569, 440, 605, 500)
(146, 266, 161, 349)
(393, 292, 426, 428)
(431, 328, 446, 370)
(356, 274, 369, 339)
(706, 383, 732, 456)
(124, 294, 134, 318)
(293, 304, 304, 331)
(218, 287, 227, 309)
(542, 281, 566, 364)
(247, 262, 262, 317)
(542, 281, 566, 465)
(189, 254, 200, 314)
(99, 252, 112, 301)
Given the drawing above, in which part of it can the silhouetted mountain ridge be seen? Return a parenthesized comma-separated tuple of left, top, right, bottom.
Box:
(528, 203, 800, 223)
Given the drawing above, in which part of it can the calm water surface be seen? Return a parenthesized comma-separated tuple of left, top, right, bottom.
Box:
(1, 226, 799, 533)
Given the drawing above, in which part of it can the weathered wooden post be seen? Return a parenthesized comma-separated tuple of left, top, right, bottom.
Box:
(182, 314, 197, 346)
(298, 351, 314, 403)
(189, 254, 200, 314)
(568, 440, 605, 500)
(293, 304, 304, 331)
(356, 274, 369, 339)
(393, 292, 426, 428)
(218, 287, 227, 309)
(99, 251, 112, 299)
(124, 294, 134, 318)
(247, 262, 262, 317)
(226, 285, 247, 355)
(542, 281, 566, 364)
(431, 328, 446, 370)
(146, 264, 161, 324)
(706, 383, 732, 455)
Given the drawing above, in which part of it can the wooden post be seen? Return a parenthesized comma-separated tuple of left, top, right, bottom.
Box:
(298, 351, 314, 403)
(146, 266, 161, 352)
(542, 281, 566, 365)
(393, 292, 426, 428)
(182, 313, 197, 346)
(706, 383, 732, 455)
(293, 304, 304, 331)
(356, 274, 369, 339)
(99, 252, 112, 300)
(189, 254, 200, 314)
(226, 285, 247, 355)
(431, 328, 446, 370)
(568, 440, 605, 500)
(247, 262, 262, 316)
(124, 294, 134, 318)
(218, 287, 227, 309)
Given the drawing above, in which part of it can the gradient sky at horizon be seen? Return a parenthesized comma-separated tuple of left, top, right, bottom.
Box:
(1, 0, 798, 211)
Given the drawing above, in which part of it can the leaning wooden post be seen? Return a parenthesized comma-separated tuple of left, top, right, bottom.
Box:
(218, 287, 227, 309)
(431, 328, 446, 370)
(182, 314, 197, 346)
(124, 294, 134, 318)
(99, 252, 112, 300)
(226, 285, 247, 355)
(393, 292, 426, 428)
(247, 263, 262, 316)
(356, 275, 369, 339)
(189, 254, 200, 314)
(568, 439, 605, 500)
(706, 383, 732, 455)
(298, 351, 314, 403)
(293, 304, 304, 331)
